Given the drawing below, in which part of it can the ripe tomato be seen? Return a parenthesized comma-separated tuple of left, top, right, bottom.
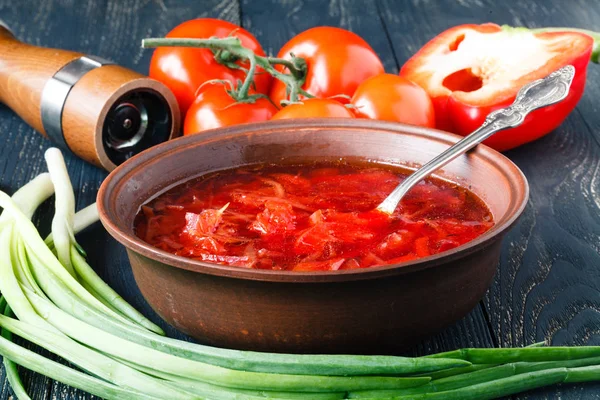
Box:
(184, 83, 278, 135)
(270, 99, 354, 120)
(269, 27, 384, 106)
(149, 18, 272, 118)
(350, 74, 435, 128)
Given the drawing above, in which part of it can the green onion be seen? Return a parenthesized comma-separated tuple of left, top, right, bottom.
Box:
(0, 153, 430, 398)
(44, 148, 76, 277)
(43, 148, 164, 335)
(410, 341, 548, 382)
(69, 239, 165, 334)
(0, 317, 160, 399)
(0, 225, 51, 330)
(0, 191, 153, 333)
(428, 356, 600, 392)
(415, 364, 493, 381)
(348, 356, 600, 398)
(45, 202, 99, 250)
(4, 173, 54, 220)
(0, 313, 202, 399)
(123, 362, 347, 400)
(426, 347, 600, 364)
(386, 368, 569, 399)
(365, 365, 600, 400)
(1, 298, 31, 400)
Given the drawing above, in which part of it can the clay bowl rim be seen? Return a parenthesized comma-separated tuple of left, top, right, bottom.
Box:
(97, 118, 529, 284)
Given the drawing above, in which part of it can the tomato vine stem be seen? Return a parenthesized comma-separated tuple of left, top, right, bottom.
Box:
(142, 37, 314, 103)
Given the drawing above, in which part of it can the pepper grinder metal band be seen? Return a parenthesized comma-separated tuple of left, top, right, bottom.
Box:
(41, 55, 114, 151)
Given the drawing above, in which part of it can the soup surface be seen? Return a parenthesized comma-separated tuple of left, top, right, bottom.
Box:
(135, 162, 493, 271)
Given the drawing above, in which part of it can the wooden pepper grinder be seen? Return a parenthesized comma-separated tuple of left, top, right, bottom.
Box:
(0, 22, 180, 171)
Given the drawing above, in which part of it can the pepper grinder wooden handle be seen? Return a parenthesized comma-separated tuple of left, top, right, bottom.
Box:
(0, 24, 180, 171)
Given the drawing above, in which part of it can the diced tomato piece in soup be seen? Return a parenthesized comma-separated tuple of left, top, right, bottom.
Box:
(134, 162, 493, 271)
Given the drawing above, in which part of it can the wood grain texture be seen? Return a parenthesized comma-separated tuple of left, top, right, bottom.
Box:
(1, 0, 600, 399)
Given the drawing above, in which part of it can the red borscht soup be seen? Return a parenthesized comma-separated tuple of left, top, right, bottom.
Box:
(134, 162, 493, 271)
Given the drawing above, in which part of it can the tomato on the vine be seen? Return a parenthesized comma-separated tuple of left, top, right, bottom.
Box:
(184, 83, 278, 135)
(269, 27, 384, 106)
(149, 18, 272, 118)
(270, 99, 354, 120)
(351, 74, 435, 128)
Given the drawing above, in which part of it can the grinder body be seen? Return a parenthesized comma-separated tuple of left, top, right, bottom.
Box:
(0, 25, 180, 170)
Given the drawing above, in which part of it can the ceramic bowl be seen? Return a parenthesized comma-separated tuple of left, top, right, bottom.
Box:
(97, 118, 528, 354)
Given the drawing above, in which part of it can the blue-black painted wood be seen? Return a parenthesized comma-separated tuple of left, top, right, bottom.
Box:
(0, 0, 599, 399)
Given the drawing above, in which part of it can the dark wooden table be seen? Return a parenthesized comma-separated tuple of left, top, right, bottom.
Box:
(1, 0, 600, 399)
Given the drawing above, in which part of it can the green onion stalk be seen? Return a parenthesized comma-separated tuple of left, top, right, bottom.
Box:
(0, 308, 163, 399)
(44, 149, 76, 277)
(1, 299, 30, 400)
(349, 356, 600, 398)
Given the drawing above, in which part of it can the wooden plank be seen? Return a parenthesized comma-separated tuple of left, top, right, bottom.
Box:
(378, 0, 600, 398)
(0, 361, 10, 400)
(240, 0, 496, 356)
(0, 0, 240, 398)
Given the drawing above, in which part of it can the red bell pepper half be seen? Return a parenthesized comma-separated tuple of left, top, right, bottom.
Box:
(400, 23, 595, 151)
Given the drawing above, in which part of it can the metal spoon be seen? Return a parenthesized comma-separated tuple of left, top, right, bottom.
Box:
(376, 65, 576, 215)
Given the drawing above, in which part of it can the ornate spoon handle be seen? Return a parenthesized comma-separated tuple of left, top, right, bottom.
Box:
(376, 65, 576, 215)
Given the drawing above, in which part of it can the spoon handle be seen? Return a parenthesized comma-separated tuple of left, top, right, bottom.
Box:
(377, 65, 576, 215)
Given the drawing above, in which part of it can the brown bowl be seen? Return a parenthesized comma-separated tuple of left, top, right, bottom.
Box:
(97, 118, 528, 354)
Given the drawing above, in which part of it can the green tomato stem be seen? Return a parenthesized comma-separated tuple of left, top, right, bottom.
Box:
(502, 25, 600, 63)
(235, 47, 258, 99)
(266, 56, 306, 80)
(142, 37, 310, 103)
